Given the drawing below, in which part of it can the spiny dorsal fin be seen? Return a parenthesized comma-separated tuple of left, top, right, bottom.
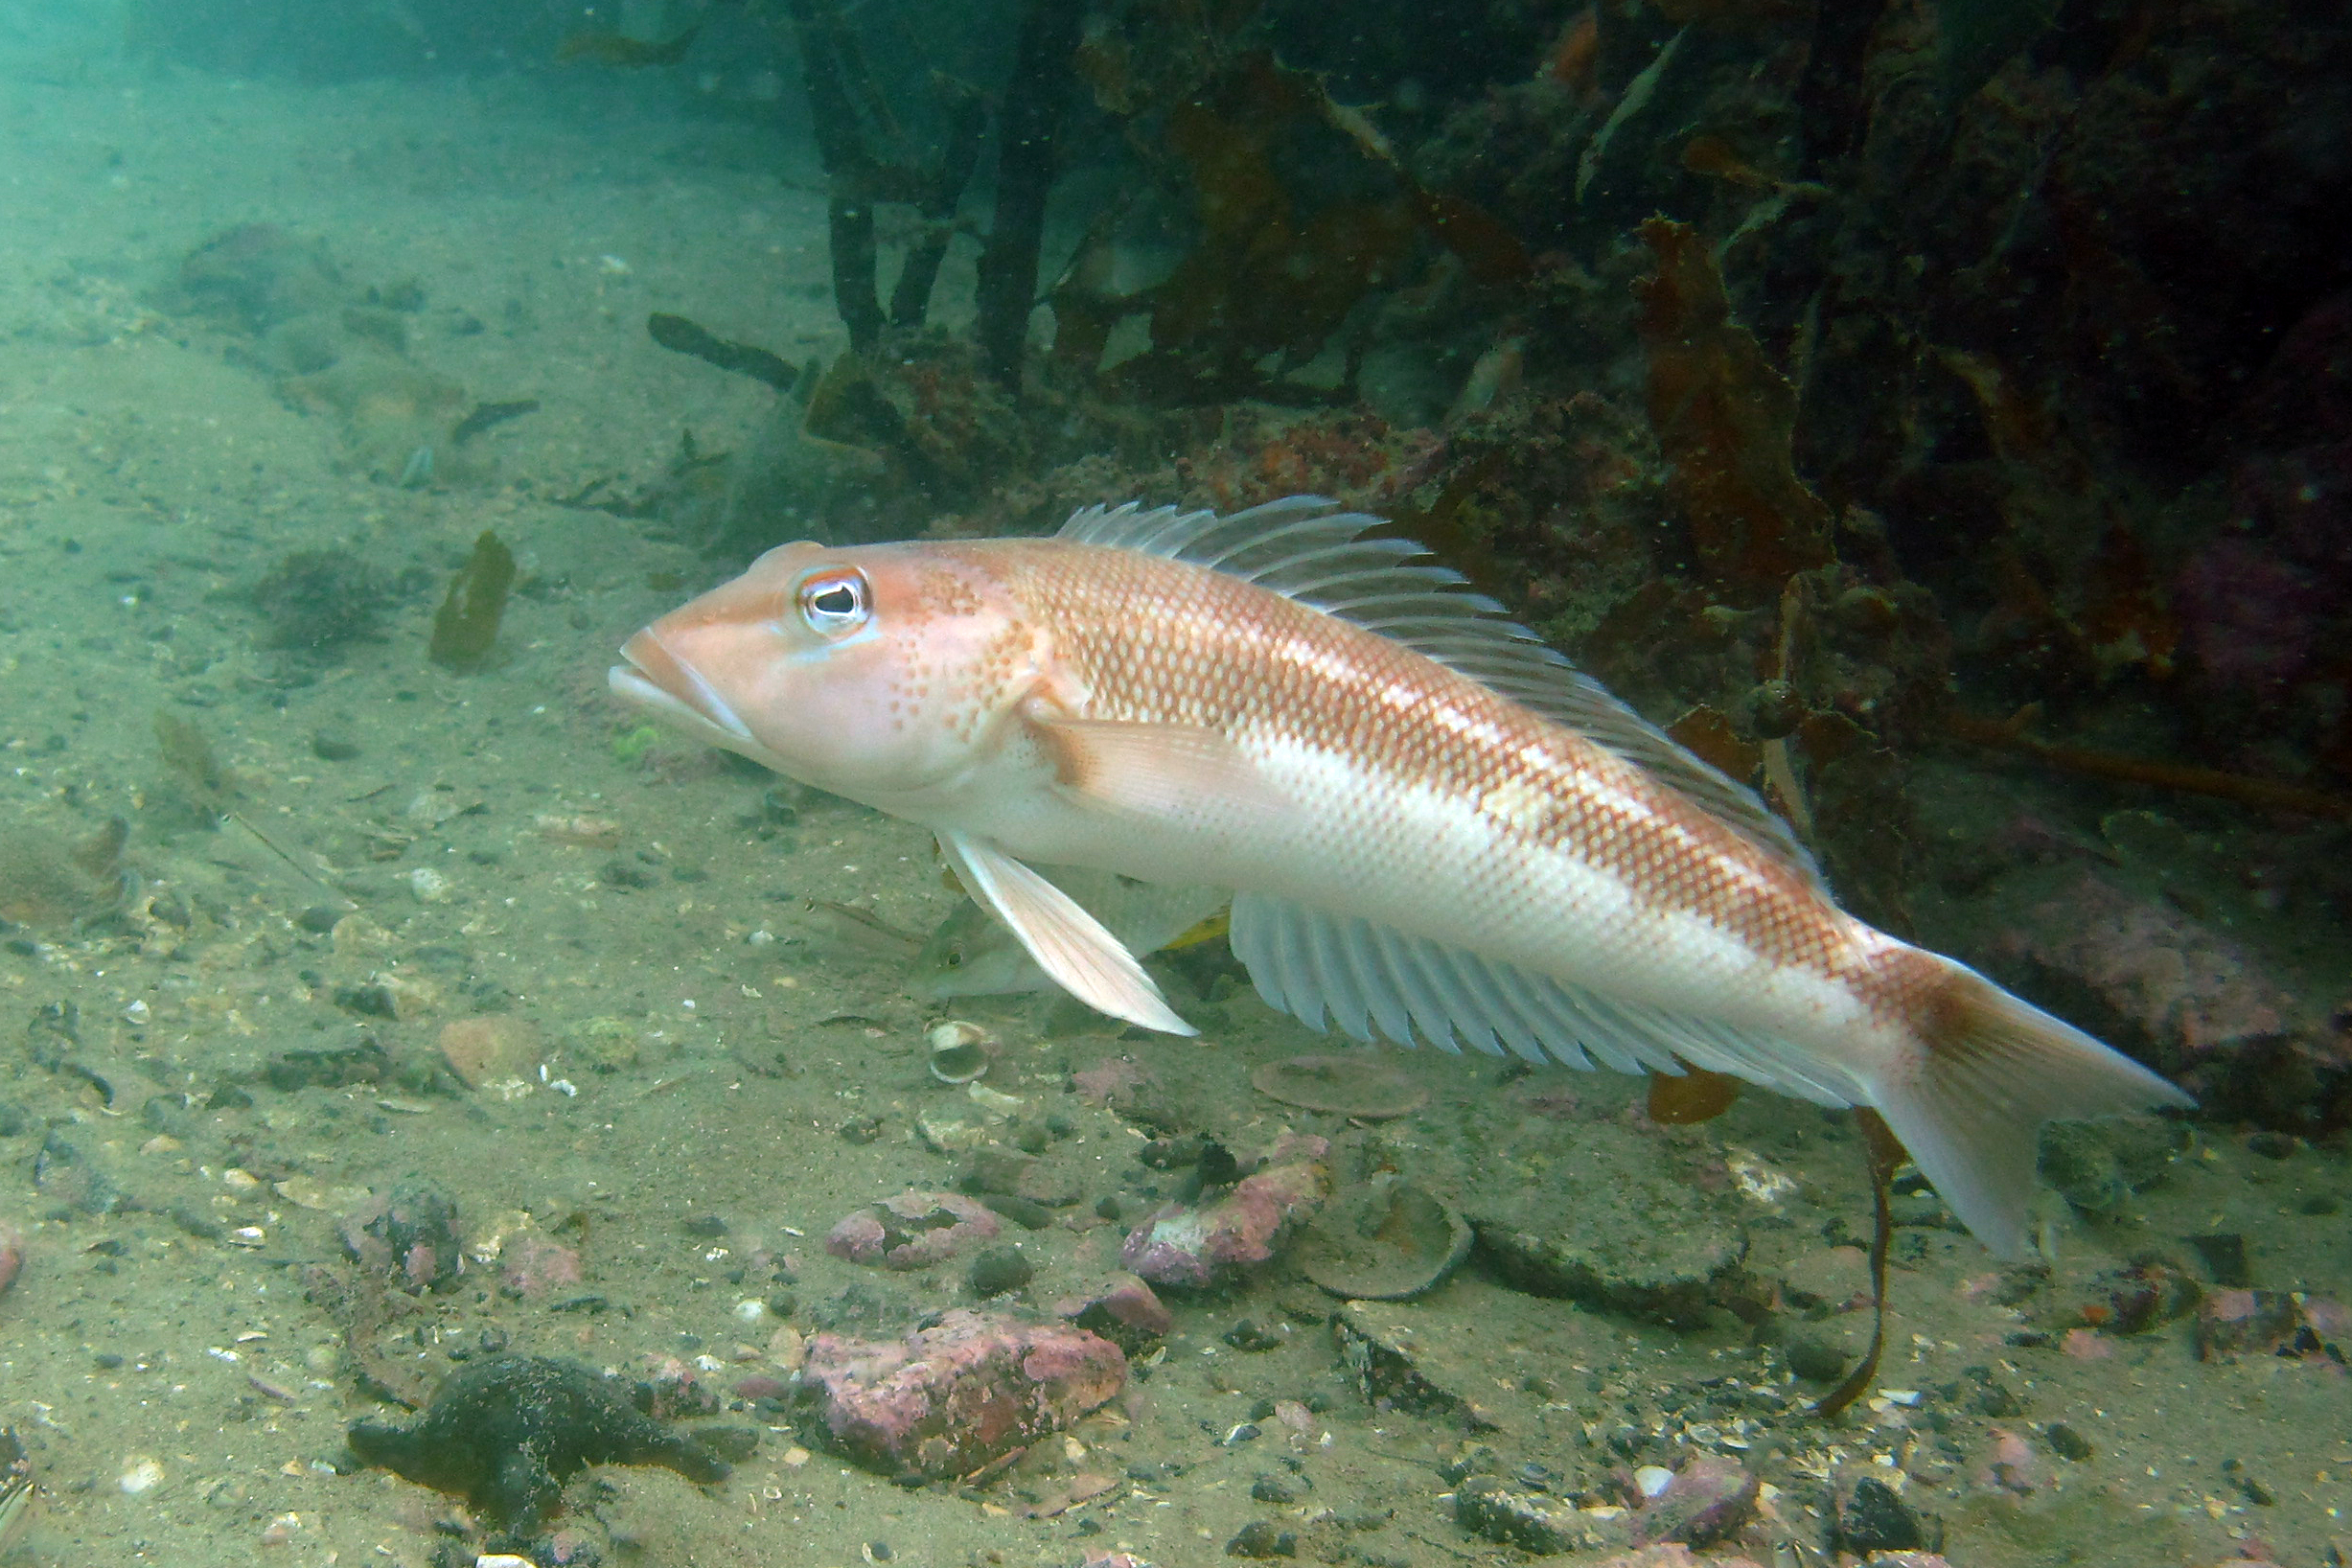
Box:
(1059, 496, 1823, 886)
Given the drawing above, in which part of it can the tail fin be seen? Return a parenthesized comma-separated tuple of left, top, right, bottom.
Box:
(1870, 961, 2194, 1259)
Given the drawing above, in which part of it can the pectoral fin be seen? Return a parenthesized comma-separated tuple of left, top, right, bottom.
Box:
(1026, 712, 1283, 827)
(936, 831, 1196, 1036)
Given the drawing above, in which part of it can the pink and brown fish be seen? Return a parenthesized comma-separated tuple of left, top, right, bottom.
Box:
(611, 496, 2190, 1257)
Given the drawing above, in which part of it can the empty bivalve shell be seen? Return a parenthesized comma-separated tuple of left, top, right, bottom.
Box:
(926, 1021, 992, 1084)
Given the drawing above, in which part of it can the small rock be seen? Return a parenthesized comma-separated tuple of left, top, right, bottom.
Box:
(1833, 1477, 1925, 1555)
(341, 1181, 465, 1293)
(499, 1233, 584, 1299)
(437, 1016, 541, 1090)
(1453, 1475, 1594, 1555)
(1633, 1454, 1758, 1547)
(33, 1132, 127, 1215)
(1121, 1160, 1329, 1288)
(796, 1309, 1125, 1481)
(2043, 1422, 2093, 1462)
(1783, 1332, 1853, 1383)
(826, 1191, 1001, 1271)
(967, 1244, 1033, 1298)
(1051, 1274, 1173, 1355)
(1465, 1119, 1748, 1327)
(1225, 1520, 1297, 1557)
(2185, 1232, 2249, 1288)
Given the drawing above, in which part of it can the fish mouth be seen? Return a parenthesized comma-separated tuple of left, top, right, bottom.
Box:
(610, 628, 761, 752)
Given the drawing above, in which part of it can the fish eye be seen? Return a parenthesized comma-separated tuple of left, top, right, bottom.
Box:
(795, 569, 870, 635)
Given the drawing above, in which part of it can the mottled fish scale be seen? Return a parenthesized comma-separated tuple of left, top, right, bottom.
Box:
(959, 539, 1854, 987)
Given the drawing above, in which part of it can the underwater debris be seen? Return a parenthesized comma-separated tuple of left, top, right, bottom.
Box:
(427, 530, 516, 673)
(247, 547, 387, 656)
(1633, 217, 1833, 605)
(347, 1354, 728, 1536)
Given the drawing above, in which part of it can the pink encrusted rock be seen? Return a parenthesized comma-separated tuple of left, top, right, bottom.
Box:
(0, 1219, 23, 1298)
(1583, 1547, 1766, 1568)
(2197, 1287, 2348, 1361)
(826, 1190, 1002, 1271)
(796, 1308, 1126, 1481)
(1120, 1160, 1329, 1288)
(499, 1233, 583, 1299)
(1996, 871, 2306, 1072)
(1050, 1273, 1172, 1354)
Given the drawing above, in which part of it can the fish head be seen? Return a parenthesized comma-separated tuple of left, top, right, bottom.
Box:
(914, 897, 1043, 998)
(609, 541, 1043, 804)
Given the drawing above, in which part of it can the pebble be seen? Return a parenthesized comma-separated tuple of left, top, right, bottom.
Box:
(1452, 1475, 1586, 1554)
(1833, 1476, 1925, 1556)
(967, 1244, 1034, 1297)
(1225, 1520, 1296, 1557)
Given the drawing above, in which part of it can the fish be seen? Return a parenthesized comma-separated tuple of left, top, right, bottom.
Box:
(916, 867, 1229, 1000)
(610, 495, 2192, 1257)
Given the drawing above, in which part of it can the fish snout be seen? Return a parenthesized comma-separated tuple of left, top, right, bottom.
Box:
(610, 627, 758, 749)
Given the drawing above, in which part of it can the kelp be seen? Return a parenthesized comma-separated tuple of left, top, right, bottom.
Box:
(1634, 217, 1833, 605)
(1051, 39, 1528, 405)
(974, 0, 1087, 385)
(428, 530, 516, 673)
(783, 0, 988, 353)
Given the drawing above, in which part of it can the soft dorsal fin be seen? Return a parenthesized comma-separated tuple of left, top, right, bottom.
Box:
(1059, 496, 1823, 886)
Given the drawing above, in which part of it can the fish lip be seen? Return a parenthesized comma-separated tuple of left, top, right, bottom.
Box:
(610, 627, 758, 747)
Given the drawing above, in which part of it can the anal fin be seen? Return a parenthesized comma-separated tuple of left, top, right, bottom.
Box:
(937, 831, 1195, 1036)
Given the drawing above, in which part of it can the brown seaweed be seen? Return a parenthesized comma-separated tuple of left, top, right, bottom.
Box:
(1948, 708, 2352, 822)
(428, 531, 516, 673)
(647, 313, 804, 394)
(556, 25, 701, 67)
(1634, 217, 1833, 605)
(154, 709, 233, 820)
